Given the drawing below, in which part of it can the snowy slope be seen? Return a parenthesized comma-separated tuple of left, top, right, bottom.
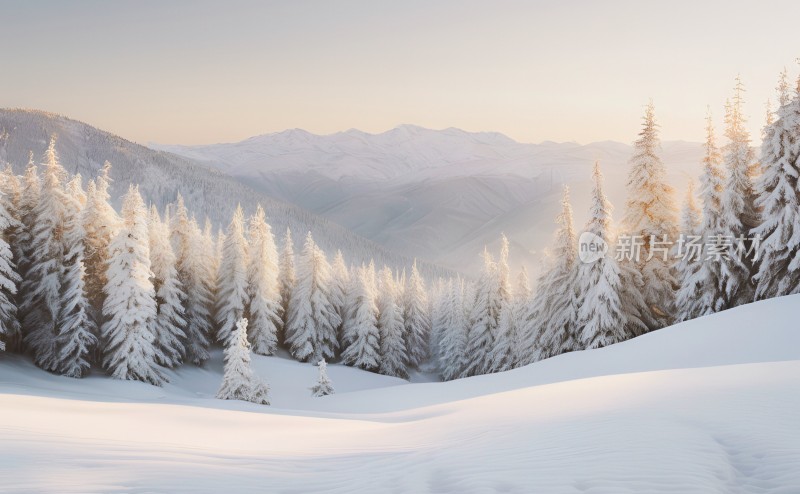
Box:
(156, 127, 707, 275)
(0, 109, 451, 278)
(2, 296, 798, 493)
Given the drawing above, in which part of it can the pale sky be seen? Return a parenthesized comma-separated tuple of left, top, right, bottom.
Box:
(1, 0, 797, 145)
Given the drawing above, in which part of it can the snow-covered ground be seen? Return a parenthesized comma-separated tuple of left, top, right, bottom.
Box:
(2, 295, 799, 493)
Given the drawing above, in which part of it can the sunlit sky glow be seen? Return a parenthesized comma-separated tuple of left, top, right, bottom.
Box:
(1, 0, 798, 145)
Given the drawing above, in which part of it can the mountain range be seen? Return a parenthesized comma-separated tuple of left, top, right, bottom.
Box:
(155, 125, 708, 275)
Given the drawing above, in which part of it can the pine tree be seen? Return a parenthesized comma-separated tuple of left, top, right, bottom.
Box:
(753, 70, 800, 299)
(330, 249, 350, 343)
(376, 267, 408, 378)
(576, 163, 627, 349)
(403, 261, 430, 368)
(285, 232, 340, 362)
(437, 279, 468, 380)
(278, 227, 296, 341)
(0, 189, 19, 352)
(622, 102, 678, 328)
(15, 157, 40, 339)
(216, 206, 249, 346)
(685, 110, 728, 318)
(245, 205, 281, 355)
(533, 186, 580, 360)
(509, 267, 532, 367)
(341, 264, 380, 371)
(24, 137, 96, 376)
(149, 205, 187, 368)
(719, 77, 759, 308)
(461, 250, 498, 377)
(56, 175, 97, 377)
(487, 235, 514, 373)
(102, 186, 165, 386)
(217, 318, 270, 405)
(675, 181, 706, 322)
(170, 196, 212, 365)
(310, 359, 334, 397)
(201, 219, 220, 328)
(83, 162, 118, 325)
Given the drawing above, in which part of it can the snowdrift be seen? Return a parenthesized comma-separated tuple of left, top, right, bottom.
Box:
(1, 296, 799, 493)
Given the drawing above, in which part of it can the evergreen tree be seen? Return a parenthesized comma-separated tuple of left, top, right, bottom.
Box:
(461, 250, 498, 377)
(403, 261, 430, 368)
(675, 181, 706, 322)
(576, 163, 627, 349)
(170, 195, 212, 365)
(437, 279, 468, 380)
(0, 189, 19, 352)
(102, 186, 165, 386)
(376, 267, 408, 378)
(310, 359, 334, 397)
(341, 264, 380, 371)
(15, 157, 40, 338)
(149, 205, 187, 368)
(217, 318, 270, 405)
(24, 137, 96, 376)
(330, 249, 350, 343)
(216, 206, 249, 346)
(487, 235, 514, 373)
(622, 102, 678, 328)
(201, 219, 220, 329)
(509, 267, 532, 367)
(533, 186, 580, 360)
(245, 205, 281, 355)
(56, 175, 97, 377)
(278, 227, 296, 340)
(83, 162, 118, 325)
(285, 232, 340, 362)
(753, 70, 800, 299)
(719, 77, 759, 308)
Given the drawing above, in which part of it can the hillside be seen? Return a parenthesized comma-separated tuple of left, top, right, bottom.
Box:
(0, 109, 451, 278)
(155, 126, 707, 275)
(1, 296, 798, 493)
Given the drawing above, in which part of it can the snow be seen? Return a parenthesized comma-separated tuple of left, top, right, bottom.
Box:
(2, 295, 799, 492)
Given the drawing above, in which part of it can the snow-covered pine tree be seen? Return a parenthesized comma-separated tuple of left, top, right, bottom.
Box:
(0, 188, 19, 352)
(622, 102, 678, 328)
(403, 261, 430, 368)
(533, 186, 580, 360)
(461, 249, 498, 377)
(15, 158, 40, 334)
(719, 77, 760, 308)
(201, 219, 219, 330)
(330, 249, 350, 343)
(753, 70, 800, 299)
(509, 267, 532, 367)
(216, 206, 249, 346)
(82, 162, 118, 325)
(102, 186, 165, 386)
(310, 359, 334, 397)
(675, 181, 705, 322)
(217, 318, 270, 405)
(24, 138, 95, 375)
(170, 195, 212, 365)
(245, 205, 281, 355)
(487, 235, 514, 373)
(341, 264, 380, 371)
(376, 266, 408, 378)
(436, 278, 468, 380)
(148, 205, 187, 368)
(55, 175, 97, 377)
(278, 227, 296, 341)
(285, 232, 340, 363)
(576, 162, 627, 349)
